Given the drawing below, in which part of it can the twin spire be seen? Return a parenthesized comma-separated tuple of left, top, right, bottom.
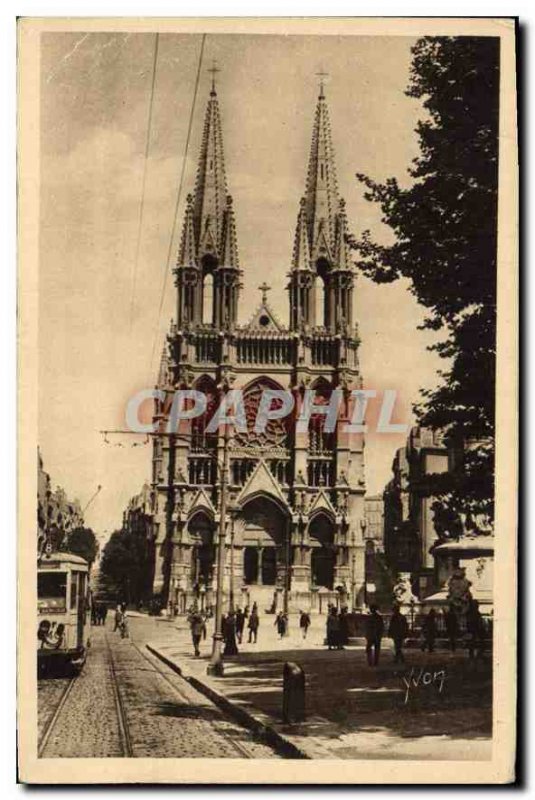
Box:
(177, 81, 239, 271)
(175, 76, 353, 331)
(292, 86, 352, 273)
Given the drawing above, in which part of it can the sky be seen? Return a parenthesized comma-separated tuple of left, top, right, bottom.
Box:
(38, 31, 443, 540)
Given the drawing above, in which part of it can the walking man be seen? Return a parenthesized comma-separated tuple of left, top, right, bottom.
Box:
(188, 608, 206, 657)
(421, 608, 438, 653)
(338, 606, 349, 649)
(248, 603, 259, 643)
(235, 607, 245, 644)
(113, 604, 122, 632)
(388, 604, 409, 663)
(299, 610, 311, 640)
(326, 607, 340, 651)
(275, 611, 287, 639)
(365, 604, 384, 666)
(444, 606, 459, 652)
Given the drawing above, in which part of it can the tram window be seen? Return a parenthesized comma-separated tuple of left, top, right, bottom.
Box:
(70, 573, 78, 609)
(38, 572, 67, 612)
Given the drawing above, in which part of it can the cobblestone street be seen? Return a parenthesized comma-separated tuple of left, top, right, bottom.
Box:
(38, 617, 282, 759)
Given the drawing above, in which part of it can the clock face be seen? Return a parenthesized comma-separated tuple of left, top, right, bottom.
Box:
(234, 380, 289, 450)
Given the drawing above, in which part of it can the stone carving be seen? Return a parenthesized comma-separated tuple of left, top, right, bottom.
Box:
(392, 572, 417, 606)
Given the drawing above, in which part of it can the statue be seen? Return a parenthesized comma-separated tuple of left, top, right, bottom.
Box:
(392, 572, 417, 607)
(447, 566, 472, 614)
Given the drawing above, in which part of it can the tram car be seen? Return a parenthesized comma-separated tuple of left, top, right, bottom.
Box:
(37, 551, 91, 673)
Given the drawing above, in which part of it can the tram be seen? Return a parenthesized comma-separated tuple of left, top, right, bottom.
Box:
(37, 551, 91, 674)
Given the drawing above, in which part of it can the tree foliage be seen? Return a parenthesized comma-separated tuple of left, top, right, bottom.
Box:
(100, 528, 150, 603)
(61, 526, 99, 565)
(350, 37, 499, 535)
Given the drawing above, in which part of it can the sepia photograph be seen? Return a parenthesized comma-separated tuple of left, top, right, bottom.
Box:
(18, 16, 518, 784)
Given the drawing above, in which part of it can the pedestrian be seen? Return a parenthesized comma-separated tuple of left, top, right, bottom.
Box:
(326, 607, 340, 651)
(113, 604, 122, 632)
(223, 611, 239, 656)
(119, 609, 129, 639)
(466, 599, 486, 659)
(235, 607, 245, 644)
(339, 606, 349, 649)
(188, 608, 206, 657)
(388, 604, 409, 663)
(365, 604, 384, 666)
(299, 610, 311, 640)
(275, 611, 287, 639)
(101, 604, 109, 626)
(444, 606, 459, 652)
(91, 602, 98, 626)
(421, 608, 438, 653)
(248, 603, 259, 643)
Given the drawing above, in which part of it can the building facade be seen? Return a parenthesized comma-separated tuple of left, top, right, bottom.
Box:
(38, 448, 84, 554)
(149, 80, 367, 612)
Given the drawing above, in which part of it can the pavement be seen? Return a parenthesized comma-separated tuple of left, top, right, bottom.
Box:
(147, 612, 493, 761)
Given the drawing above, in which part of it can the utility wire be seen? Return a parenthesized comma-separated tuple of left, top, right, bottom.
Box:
(148, 32, 207, 380)
(129, 32, 160, 330)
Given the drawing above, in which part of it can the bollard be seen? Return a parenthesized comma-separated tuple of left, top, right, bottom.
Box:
(282, 661, 305, 723)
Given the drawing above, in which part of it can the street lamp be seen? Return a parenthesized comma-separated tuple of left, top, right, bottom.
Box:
(283, 516, 290, 632)
(360, 517, 367, 609)
(228, 514, 235, 614)
(207, 418, 230, 677)
(350, 529, 356, 611)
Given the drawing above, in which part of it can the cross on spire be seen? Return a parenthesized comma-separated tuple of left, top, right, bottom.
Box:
(316, 69, 329, 98)
(258, 282, 271, 304)
(208, 60, 220, 94)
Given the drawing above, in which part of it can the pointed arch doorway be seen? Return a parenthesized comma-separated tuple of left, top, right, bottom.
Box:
(309, 514, 336, 590)
(240, 495, 288, 588)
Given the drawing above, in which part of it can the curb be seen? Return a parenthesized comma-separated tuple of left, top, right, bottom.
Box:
(146, 644, 310, 760)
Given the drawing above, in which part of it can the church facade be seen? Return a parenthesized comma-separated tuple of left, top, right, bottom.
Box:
(149, 78, 367, 613)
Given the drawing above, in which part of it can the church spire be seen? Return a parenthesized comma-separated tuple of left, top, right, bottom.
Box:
(192, 80, 229, 260)
(303, 83, 339, 260)
(174, 78, 242, 329)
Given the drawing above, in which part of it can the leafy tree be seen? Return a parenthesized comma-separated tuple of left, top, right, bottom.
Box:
(350, 37, 499, 535)
(62, 526, 99, 565)
(100, 529, 150, 604)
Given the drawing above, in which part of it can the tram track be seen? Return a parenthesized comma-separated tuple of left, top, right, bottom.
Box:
(38, 623, 281, 759)
(38, 674, 78, 757)
(128, 637, 257, 759)
(103, 631, 134, 757)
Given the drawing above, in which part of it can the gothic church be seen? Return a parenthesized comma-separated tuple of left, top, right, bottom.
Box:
(150, 77, 367, 613)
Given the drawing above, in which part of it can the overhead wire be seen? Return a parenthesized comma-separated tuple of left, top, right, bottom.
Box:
(129, 32, 160, 331)
(147, 32, 207, 381)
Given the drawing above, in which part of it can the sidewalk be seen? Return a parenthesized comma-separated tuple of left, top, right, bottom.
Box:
(146, 614, 492, 761)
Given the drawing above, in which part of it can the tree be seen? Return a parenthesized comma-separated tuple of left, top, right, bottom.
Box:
(100, 529, 149, 604)
(62, 526, 99, 565)
(350, 37, 499, 535)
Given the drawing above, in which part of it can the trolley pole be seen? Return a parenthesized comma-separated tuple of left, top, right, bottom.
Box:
(207, 420, 230, 677)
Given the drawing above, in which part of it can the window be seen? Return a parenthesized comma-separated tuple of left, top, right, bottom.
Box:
(70, 572, 78, 609)
(38, 572, 67, 612)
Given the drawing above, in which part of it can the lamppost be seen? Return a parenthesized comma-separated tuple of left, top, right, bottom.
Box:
(207, 417, 230, 677)
(228, 513, 235, 614)
(350, 529, 356, 612)
(283, 516, 290, 630)
(360, 517, 367, 609)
